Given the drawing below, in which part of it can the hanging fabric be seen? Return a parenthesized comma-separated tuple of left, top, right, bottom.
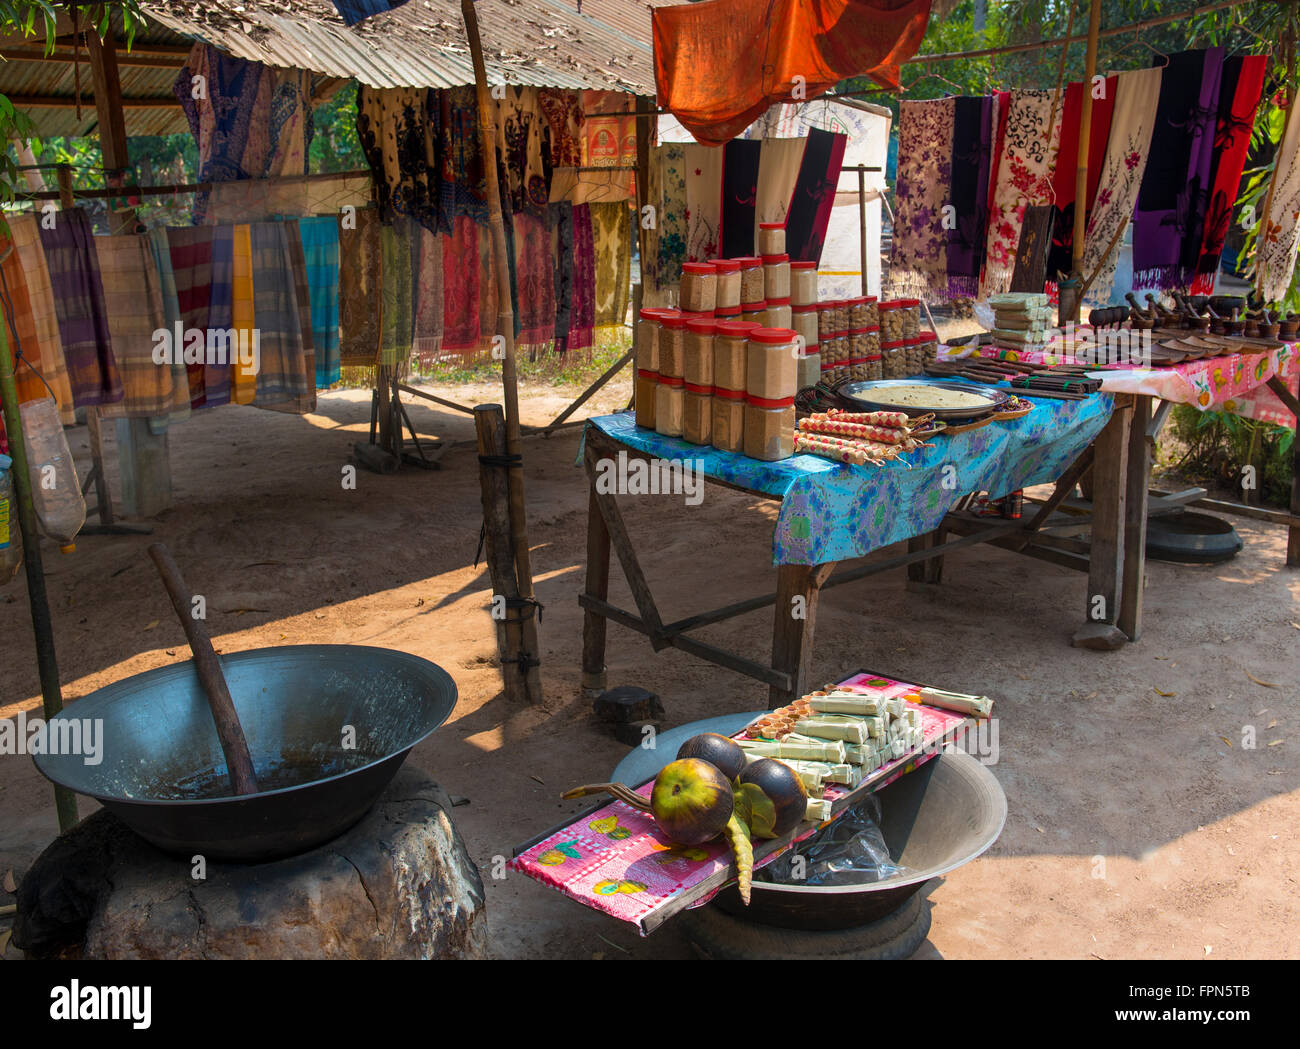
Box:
(785, 128, 848, 264)
(145, 227, 191, 431)
(338, 208, 383, 366)
(889, 98, 955, 297)
(411, 221, 444, 367)
(1045, 78, 1116, 282)
(204, 225, 235, 407)
(1083, 66, 1165, 304)
(298, 215, 341, 387)
(983, 90, 1063, 295)
(496, 86, 552, 220)
(379, 218, 415, 367)
(1190, 55, 1267, 294)
(439, 86, 491, 227)
(591, 203, 632, 332)
(166, 225, 212, 407)
(1132, 48, 1225, 290)
(719, 139, 762, 258)
(95, 234, 177, 420)
(1008, 205, 1056, 293)
(248, 222, 310, 407)
(357, 86, 444, 234)
(37, 208, 121, 409)
(441, 214, 484, 353)
(653, 0, 930, 145)
(684, 143, 724, 262)
(568, 204, 597, 351)
(654, 144, 688, 289)
(1258, 95, 1300, 302)
(0, 227, 46, 406)
(265, 219, 318, 415)
(513, 210, 557, 347)
(230, 224, 257, 404)
(946, 97, 993, 297)
(8, 214, 75, 424)
(582, 92, 636, 199)
(550, 202, 575, 351)
(538, 89, 585, 168)
(753, 137, 807, 234)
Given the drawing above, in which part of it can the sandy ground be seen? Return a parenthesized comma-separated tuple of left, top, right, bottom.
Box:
(1, 373, 1297, 960)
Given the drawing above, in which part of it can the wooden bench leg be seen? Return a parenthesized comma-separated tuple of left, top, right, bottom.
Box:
(1118, 396, 1152, 640)
(906, 532, 944, 588)
(769, 563, 834, 709)
(1073, 397, 1132, 650)
(581, 482, 611, 693)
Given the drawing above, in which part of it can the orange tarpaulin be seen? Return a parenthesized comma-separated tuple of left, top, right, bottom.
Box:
(654, 0, 931, 145)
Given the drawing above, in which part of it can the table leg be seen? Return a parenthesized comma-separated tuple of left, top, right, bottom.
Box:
(1073, 396, 1132, 651)
(1118, 396, 1152, 640)
(581, 481, 611, 693)
(906, 532, 944, 588)
(769, 563, 833, 709)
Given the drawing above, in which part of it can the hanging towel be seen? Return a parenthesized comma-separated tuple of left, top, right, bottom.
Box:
(568, 204, 597, 351)
(1083, 66, 1165, 305)
(1258, 96, 1300, 303)
(0, 227, 46, 406)
(653, 0, 931, 145)
(684, 143, 724, 262)
(8, 214, 75, 423)
(338, 208, 383, 366)
(203, 225, 235, 407)
(411, 220, 444, 367)
(248, 221, 310, 406)
(785, 128, 848, 265)
(166, 225, 213, 407)
(442, 214, 484, 353)
(1133, 48, 1224, 289)
(945, 97, 994, 298)
(264, 219, 318, 415)
(889, 97, 955, 297)
(513, 210, 557, 347)
(298, 215, 341, 386)
(379, 218, 414, 367)
(591, 203, 631, 332)
(1191, 55, 1267, 294)
(95, 234, 176, 420)
(231, 224, 257, 404)
(719, 139, 762, 259)
(1046, 78, 1116, 281)
(983, 90, 1063, 295)
(37, 208, 121, 409)
(146, 227, 191, 431)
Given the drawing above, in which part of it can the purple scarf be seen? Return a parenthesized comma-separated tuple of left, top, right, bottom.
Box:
(1132, 47, 1224, 289)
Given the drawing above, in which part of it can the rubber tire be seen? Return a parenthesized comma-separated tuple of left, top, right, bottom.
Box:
(1145, 511, 1243, 565)
(677, 891, 932, 961)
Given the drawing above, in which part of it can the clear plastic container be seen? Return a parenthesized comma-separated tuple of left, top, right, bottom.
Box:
(711, 390, 746, 453)
(680, 262, 718, 313)
(20, 397, 85, 549)
(790, 261, 818, 306)
(879, 300, 905, 342)
(798, 351, 821, 390)
(636, 308, 662, 373)
(713, 320, 761, 392)
(903, 336, 927, 375)
(917, 329, 939, 364)
(831, 299, 849, 333)
(758, 223, 786, 256)
(0, 452, 23, 584)
(738, 257, 765, 304)
(741, 301, 767, 326)
(881, 339, 906, 379)
(764, 297, 792, 330)
(635, 372, 657, 429)
(850, 356, 868, 381)
(743, 399, 795, 461)
(899, 298, 922, 338)
(657, 311, 686, 379)
(655, 380, 684, 437)
(792, 304, 819, 356)
(684, 317, 716, 387)
(746, 328, 799, 400)
(762, 253, 790, 301)
(818, 304, 835, 340)
(683, 385, 712, 445)
(710, 258, 742, 311)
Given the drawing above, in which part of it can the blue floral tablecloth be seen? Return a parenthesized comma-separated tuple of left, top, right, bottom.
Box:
(585, 385, 1113, 565)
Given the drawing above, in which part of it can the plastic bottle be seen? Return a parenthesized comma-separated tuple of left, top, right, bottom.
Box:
(19, 397, 85, 551)
(0, 452, 22, 584)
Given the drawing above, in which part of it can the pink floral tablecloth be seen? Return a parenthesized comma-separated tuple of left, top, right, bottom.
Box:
(938, 338, 1298, 426)
(509, 671, 972, 935)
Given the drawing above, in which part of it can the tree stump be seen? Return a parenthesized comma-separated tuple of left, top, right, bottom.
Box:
(14, 768, 488, 960)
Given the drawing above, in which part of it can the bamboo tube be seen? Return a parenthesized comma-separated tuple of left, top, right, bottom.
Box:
(461, 0, 543, 703)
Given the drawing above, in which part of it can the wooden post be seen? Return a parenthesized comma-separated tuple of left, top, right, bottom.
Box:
(0, 287, 78, 831)
(1073, 395, 1132, 650)
(858, 166, 869, 296)
(461, 0, 540, 658)
(474, 404, 544, 704)
(83, 23, 136, 236)
(769, 563, 832, 708)
(1068, 0, 1103, 323)
(581, 482, 611, 693)
(1118, 395, 1151, 640)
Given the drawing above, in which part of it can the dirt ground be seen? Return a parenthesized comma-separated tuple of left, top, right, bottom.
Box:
(1, 374, 1297, 960)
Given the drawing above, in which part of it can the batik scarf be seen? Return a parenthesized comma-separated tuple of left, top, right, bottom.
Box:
(983, 90, 1063, 294)
(568, 204, 597, 351)
(720, 139, 761, 258)
(654, 144, 688, 292)
(442, 214, 483, 353)
(890, 98, 955, 297)
(684, 143, 724, 262)
(338, 208, 383, 366)
(1191, 55, 1267, 294)
(591, 203, 631, 331)
(37, 207, 121, 408)
(513, 211, 557, 346)
(411, 221, 444, 366)
(538, 89, 584, 168)
(357, 86, 443, 234)
(1084, 66, 1165, 305)
(1133, 48, 1225, 289)
(440, 86, 490, 228)
(550, 202, 575, 350)
(1258, 98, 1300, 303)
(1046, 79, 1115, 282)
(496, 86, 551, 219)
(8, 214, 75, 423)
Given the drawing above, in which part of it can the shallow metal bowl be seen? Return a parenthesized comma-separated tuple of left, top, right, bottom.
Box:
(839, 378, 1010, 420)
(33, 645, 457, 862)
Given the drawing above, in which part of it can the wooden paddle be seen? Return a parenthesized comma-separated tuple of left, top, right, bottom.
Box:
(148, 543, 259, 796)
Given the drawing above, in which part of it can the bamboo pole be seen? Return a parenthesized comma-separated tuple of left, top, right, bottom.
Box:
(1069, 0, 1103, 322)
(0, 274, 79, 832)
(461, 0, 543, 704)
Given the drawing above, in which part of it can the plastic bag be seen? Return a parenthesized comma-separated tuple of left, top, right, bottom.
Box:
(19, 397, 85, 547)
(757, 794, 910, 887)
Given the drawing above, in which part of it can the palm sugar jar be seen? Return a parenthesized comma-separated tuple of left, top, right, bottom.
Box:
(738, 257, 765, 305)
(758, 222, 786, 256)
(635, 307, 665, 429)
(657, 310, 686, 380)
(764, 296, 792, 330)
(682, 379, 713, 445)
(680, 262, 718, 313)
(790, 260, 818, 306)
(711, 386, 747, 454)
(683, 316, 716, 388)
(762, 253, 791, 301)
(899, 298, 922, 337)
(881, 338, 906, 379)
(744, 328, 798, 461)
(713, 320, 760, 395)
(710, 258, 742, 311)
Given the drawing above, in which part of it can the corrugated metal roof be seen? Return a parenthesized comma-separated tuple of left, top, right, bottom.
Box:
(140, 0, 683, 92)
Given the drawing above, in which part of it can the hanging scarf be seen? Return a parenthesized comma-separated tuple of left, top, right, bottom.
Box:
(145, 227, 191, 431)
(249, 221, 310, 407)
(1258, 97, 1300, 303)
(166, 225, 212, 407)
(889, 97, 954, 297)
(754, 137, 807, 234)
(204, 225, 234, 407)
(1046, 78, 1115, 281)
(496, 86, 551, 220)
(946, 97, 994, 297)
(440, 86, 490, 227)
(1083, 66, 1165, 305)
(568, 204, 597, 351)
(538, 89, 584, 168)
(95, 235, 175, 420)
(983, 90, 1063, 295)
(1191, 55, 1267, 294)
(591, 202, 631, 331)
(230, 224, 257, 405)
(719, 139, 762, 258)
(786, 128, 847, 264)
(357, 86, 443, 234)
(0, 227, 47, 406)
(654, 144, 688, 291)
(513, 210, 557, 346)
(1133, 48, 1224, 289)
(37, 208, 121, 409)
(338, 208, 383, 366)
(441, 214, 483, 353)
(298, 215, 341, 387)
(411, 221, 444, 366)
(379, 217, 414, 367)
(684, 143, 724, 262)
(8, 214, 75, 423)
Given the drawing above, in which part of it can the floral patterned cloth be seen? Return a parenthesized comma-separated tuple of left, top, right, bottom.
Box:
(439, 86, 490, 228)
(983, 90, 1063, 295)
(538, 88, 584, 168)
(567, 204, 597, 351)
(889, 98, 955, 297)
(1083, 66, 1164, 305)
(586, 386, 1112, 565)
(652, 144, 687, 297)
(1258, 98, 1300, 303)
(513, 211, 557, 347)
(684, 143, 724, 262)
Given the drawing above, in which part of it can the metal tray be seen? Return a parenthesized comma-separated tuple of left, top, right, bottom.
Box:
(838, 378, 1011, 420)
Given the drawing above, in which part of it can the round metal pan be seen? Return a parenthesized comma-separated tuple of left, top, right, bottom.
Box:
(838, 378, 1010, 420)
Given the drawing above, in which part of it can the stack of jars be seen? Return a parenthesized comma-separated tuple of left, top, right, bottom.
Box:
(635, 307, 664, 429)
(712, 320, 759, 452)
(881, 336, 906, 379)
(916, 329, 939, 367)
(682, 316, 716, 444)
(745, 328, 798, 461)
(655, 310, 687, 435)
(790, 261, 819, 387)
